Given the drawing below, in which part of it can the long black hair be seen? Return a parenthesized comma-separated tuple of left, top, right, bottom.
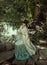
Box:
(23, 19, 29, 26)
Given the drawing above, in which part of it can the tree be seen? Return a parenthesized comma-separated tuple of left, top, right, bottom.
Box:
(0, 0, 37, 23)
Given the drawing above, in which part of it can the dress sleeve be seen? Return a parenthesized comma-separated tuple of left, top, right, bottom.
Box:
(22, 27, 30, 43)
(16, 26, 22, 41)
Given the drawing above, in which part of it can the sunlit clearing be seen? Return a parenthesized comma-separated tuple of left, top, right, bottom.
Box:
(7, 26, 17, 36)
(1, 22, 17, 37)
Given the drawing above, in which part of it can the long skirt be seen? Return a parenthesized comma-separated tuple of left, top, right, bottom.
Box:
(15, 39, 30, 60)
(15, 38, 36, 60)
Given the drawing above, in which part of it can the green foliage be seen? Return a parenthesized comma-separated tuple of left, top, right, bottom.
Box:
(0, 0, 37, 23)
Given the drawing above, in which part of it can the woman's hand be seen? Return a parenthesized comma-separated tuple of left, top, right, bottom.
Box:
(18, 32, 22, 36)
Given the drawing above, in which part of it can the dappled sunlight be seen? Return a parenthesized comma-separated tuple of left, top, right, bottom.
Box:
(5, 26, 17, 36)
(0, 22, 17, 37)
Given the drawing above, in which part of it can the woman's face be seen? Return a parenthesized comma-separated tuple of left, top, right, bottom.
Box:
(22, 23, 26, 28)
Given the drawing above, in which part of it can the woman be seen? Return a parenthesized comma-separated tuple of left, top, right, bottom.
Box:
(15, 20, 36, 60)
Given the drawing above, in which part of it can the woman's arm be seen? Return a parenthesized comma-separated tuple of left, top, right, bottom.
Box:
(18, 32, 22, 36)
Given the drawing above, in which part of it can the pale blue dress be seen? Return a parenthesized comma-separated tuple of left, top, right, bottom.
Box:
(15, 25, 36, 60)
